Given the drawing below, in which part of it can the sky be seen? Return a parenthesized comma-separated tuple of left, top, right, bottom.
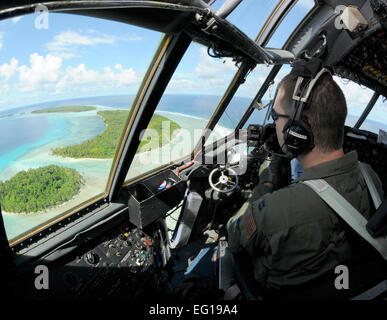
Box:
(0, 0, 385, 122)
(0, 12, 162, 110)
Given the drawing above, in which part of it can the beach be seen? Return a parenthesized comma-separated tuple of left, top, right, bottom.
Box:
(0, 106, 232, 241)
(2, 98, 385, 241)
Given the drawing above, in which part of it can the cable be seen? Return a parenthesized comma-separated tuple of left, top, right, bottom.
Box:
(223, 109, 235, 128)
(177, 149, 203, 176)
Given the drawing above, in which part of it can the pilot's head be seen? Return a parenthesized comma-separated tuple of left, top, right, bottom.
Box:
(272, 70, 348, 157)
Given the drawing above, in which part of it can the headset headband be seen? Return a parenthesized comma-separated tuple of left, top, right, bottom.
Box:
(291, 67, 332, 122)
(283, 59, 331, 157)
(264, 59, 332, 158)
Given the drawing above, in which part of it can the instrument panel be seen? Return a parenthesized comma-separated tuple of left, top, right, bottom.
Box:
(19, 223, 159, 300)
(335, 30, 387, 98)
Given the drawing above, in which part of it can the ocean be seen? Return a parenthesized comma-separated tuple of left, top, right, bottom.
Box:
(0, 94, 386, 241)
(0, 94, 240, 240)
(0, 114, 70, 173)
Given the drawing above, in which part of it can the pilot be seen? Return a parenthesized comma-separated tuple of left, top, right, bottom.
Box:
(226, 59, 384, 296)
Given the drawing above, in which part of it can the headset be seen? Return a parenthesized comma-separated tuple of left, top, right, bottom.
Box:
(274, 58, 332, 158)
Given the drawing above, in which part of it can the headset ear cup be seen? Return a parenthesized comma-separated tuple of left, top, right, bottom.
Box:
(283, 121, 314, 156)
(282, 119, 292, 142)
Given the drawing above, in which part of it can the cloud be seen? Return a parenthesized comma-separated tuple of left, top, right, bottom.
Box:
(11, 16, 23, 24)
(375, 100, 387, 112)
(334, 76, 374, 109)
(297, 0, 315, 10)
(57, 63, 98, 87)
(57, 62, 137, 89)
(168, 78, 194, 91)
(0, 58, 19, 80)
(208, 78, 226, 86)
(0, 32, 4, 50)
(18, 53, 63, 92)
(194, 48, 236, 79)
(235, 64, 275, 97)
(0, 84, 10, 94)
(166, 51, 274, 95)
(106, 64, 137, 86)
(0, 52, 139, 96)
(46, 30, 142, 59)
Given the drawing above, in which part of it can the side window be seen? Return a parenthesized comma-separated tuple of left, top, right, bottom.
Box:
(0, 13, 161, 243)
(265, 0, 316, 49)
(212, 0, 279, 40)
(360, 96, 387, 134)
(334, 77, 386, 133)
(242, 74, 386, 136)
(205, 64, 273, 146)
(239, 64, 292, 129)
(125, 43, 239, 182)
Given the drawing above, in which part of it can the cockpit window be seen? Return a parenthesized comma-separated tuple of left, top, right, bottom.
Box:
(238, 64, 292, 129)
(334, 77, 381, 131)
(211, 0, 280, 40)
(359, 96, 387, 135)
(202, 0, 318, 144)
(0, 13, 161, 243)
(265, 0, 316, 49)
(125, 42, 238, 182)
(205, 64, 274, 145)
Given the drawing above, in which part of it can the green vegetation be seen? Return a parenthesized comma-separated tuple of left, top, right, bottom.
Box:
(0, 165, 83, 213)
(138, 113, 181, 151)
(52, 110, 180, 159)
(32, 106, 96, 113)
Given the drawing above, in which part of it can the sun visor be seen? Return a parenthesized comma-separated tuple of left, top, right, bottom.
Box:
(0, 1, 200, 34)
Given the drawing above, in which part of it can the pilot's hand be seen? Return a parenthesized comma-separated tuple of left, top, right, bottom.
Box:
(258, 154, 283, 190)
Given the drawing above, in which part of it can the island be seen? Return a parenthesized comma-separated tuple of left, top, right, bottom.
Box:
(52, 110, 181, 159)
(32, 106, 97, 113)
(0, 165, 83, 214)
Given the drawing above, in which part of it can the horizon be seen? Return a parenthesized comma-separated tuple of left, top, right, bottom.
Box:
(1, 8, 386, 126)
(0, 93, 386, 130)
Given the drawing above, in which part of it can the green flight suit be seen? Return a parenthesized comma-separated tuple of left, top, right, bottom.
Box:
(226, 151, 383, 290)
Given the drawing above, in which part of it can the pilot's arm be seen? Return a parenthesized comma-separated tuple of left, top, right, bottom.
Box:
(226, 156, 283, 253)
(227, 202, 257, 254)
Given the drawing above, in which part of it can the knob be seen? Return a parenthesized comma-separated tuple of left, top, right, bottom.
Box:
(85, 252, 99, 265)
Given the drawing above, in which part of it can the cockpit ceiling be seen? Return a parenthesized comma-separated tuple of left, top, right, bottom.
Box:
(334, 30, 387, 98)
(284, 0, 387, 99)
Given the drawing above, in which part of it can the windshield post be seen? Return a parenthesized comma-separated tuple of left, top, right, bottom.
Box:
(354, 92, 381, 129)
(108, 32, 192, 202)
(236, 64, 282, 130)
(192, 61, 255, 154)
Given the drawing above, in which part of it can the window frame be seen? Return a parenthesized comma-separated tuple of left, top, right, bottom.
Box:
(4, 1, 195, 250)
(196, 0, 319, 152)
(3, 0, 314, 250)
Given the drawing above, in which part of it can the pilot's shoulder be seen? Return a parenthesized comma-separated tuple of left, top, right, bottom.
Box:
(360, 162, 384, 197)
(258, 181, 317, 207)
(251, 182, 329, 234)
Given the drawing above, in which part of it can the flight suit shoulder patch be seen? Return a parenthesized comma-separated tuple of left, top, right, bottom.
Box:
(243, 203, 257, 239)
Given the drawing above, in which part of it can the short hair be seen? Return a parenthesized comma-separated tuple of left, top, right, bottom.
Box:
(278, 72, 347, 152)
